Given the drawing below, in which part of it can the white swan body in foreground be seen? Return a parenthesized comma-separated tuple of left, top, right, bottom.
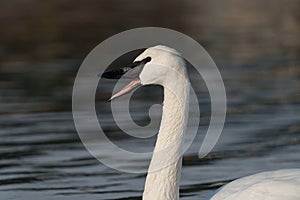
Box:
(209, 169, 300, 200)
(101, 45, 300, 200)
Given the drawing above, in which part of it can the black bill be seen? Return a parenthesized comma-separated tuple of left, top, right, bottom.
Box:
(98, 56, 151, 79)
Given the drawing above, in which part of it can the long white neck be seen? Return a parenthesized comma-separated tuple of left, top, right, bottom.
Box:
(143, 78, 189, 200)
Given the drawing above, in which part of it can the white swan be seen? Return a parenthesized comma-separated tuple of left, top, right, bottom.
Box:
(101, 45, 300, 200)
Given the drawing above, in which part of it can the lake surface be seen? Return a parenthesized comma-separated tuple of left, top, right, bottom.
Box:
(0, 54, 299, 200)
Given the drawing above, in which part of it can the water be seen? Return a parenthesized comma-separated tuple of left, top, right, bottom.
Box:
(0, 1, 300, 199)
(0, 55, 299, 200)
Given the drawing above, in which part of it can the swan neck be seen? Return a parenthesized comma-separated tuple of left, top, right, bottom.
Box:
(143, 80, 189, 200)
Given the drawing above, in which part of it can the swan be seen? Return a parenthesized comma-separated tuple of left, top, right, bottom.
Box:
(101, 45, 300, 200)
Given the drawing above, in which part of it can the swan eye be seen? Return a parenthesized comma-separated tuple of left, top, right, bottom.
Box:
(144, 57, 151, 62)
(132, 56, 151, 66)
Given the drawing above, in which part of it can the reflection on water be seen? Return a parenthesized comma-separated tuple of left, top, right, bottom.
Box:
(0, 0, 300, 199)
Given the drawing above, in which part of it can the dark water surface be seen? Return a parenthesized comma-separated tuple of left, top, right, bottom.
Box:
(0, 55, 299, 200)
(0, 1, 300, 200)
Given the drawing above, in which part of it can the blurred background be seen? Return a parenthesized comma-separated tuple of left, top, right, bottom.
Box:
(0, 0, 299, 199)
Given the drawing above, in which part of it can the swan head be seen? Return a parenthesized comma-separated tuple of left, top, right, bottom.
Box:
(100, 45, 187, 100)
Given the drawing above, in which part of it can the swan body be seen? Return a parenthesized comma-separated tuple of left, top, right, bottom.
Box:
(101, 45, 300, 200)
(209, 169, 300, 200)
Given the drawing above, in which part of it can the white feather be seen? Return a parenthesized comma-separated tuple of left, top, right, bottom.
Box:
(210, 169, 300, 200)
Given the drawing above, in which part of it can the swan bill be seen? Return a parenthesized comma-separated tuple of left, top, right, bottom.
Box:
(98, 56, 151, 79)
(98, 56, 151, 100)
(108, 77, 141, 101)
